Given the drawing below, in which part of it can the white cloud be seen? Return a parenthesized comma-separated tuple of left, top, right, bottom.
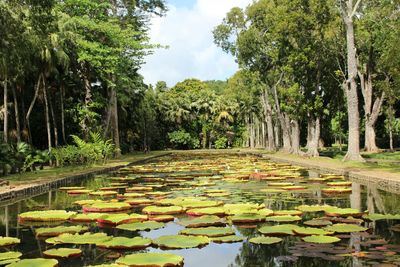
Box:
(140, 0, 252, 87)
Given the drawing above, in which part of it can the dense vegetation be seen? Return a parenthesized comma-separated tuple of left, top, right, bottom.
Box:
(1, 0, 400, 175)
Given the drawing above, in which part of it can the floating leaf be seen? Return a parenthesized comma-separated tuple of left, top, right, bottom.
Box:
(324, 207, 364, 217)
(260, 189, 286, 193)
(265, 215, 302, 222)
(89, 191, 118, 197)
(363, 214, 400, 221)
(43, 248, 82, 258)
(142, 206, 183, 215)
(70, 213, 106, 222)
(211, 235, 245, 243)
(97, 213, 147, 225)
(282, 186, 307, 191)
(293, 227, 333, 236)
(302, 235, 341, 244)
(35, 225, 88, 237)
(249, 236, 282, 245)
(268, 182, 294, 187)
(153, 235, 209, 249)
(83, 202, 131, 213)
(325, 223, 368, 233)
(230, 213, 265, 224)
(224, 203, 264, 215)
(186, 207, 225, 216)
(259, 224, 300, 236)
(18, 210, 76, 221)
(46, 232, 111, 245)
(148, 215, 175, 222)
(116, 252, 184, 267)
(303, 219, 332, 227)
(296, 205, 332, 212)
(124, 198, 154, 206)
(274, 210, 303, 216)
(67, 189, 93, 195)
(0, 237, 20, 247)
(122, 193, 145, 198)
(96, 237, 152, 249)
(326, 182, 352, 187)
(178, 215, 225, 228)
(5, 258, 58, 267)
(117, 221, 165, 231)
(180, 227, 234, 237)
(0, 252, 21, 264)
(322, 187, 352, 194)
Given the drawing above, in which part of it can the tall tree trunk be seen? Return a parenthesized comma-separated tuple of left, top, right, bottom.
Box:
(3, 74, 8, 143)
(274, 119, 280, 148)
(12, 85, 21, 143)
(42, 79, 52, 163)
(26, 73, 43, 143)
(60, 83, 66, 144)
(389, 129, 393, 151)
(306, 118, 313, 150)
(290, 119, 301, 155)
(342, 0, 364, 161)
(249, 114, 255, 149)
(48, 90, 58, 147)
(110, 84, 121, 157)
(20, 87, 29, 143)
(359, 66, 385, 152)
(80, 62, 92, 139)
(281, 113, 292, 151)
(261, 88, 276, 151)
(307, 66, 321, 157)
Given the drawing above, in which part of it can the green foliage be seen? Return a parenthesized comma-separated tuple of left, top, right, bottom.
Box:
(167, 130, 199, 150)
(214, 136, 228, 149)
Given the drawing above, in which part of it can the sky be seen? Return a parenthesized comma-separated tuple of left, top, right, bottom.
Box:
(139, 0, 252, 87)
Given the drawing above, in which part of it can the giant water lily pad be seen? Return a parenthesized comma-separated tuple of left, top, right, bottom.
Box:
(302, 235, 341, 244)
(273, 210, 303, 216)
(59, 186, 85, 191)
(117, 221, 165, 231)
(125, 198, 154, 206)
(46, 232, 111, 245)
(258, 224, 300, 236)
(180, 227, 235, 237)
(97, 213, 147, 225)
(249, 236, 282, 245)
(153, 235, 209, 249)
(304, 219, 332, 227)
(186, 207, 225, 216)
(89, 191, 118, 197)
(74, 199, 105, 206)
(83, 202, 131, 213)
(178, 215, 225, 228)
(260, 189, 286, 193)
(116, 252, 184, 267)
(122, 193, 145, 198)
(268, 182, 294, 187)
(70, 213, 106, 222)
(67, 189, 93, 195)
(296, 205, 332, 213)
(322, 187, 352, 194)
(148, 215, 175, 222)
(18, 210, 76, 221)
(0, 252, 22, 264)
(36, 225, 88, 237)
(265, 215, 302, 222)
(224, 203, 264, 215)
(96, 236, 152, 249)
(211, 235, 245, 243)
(293, 227, 333, 236)
(6, 258, 58, 267)
(326, 182, 352, 187)
(0, 237, 20, 247)
(325, 223, 368, 233)
(230, 213, 265, 224)
(142, 206, 183, 215)
(282, 186, 307, 191)
(43, 248, 82, 258)
(324, 207, 364, 217)
(363, 213, 400, 221)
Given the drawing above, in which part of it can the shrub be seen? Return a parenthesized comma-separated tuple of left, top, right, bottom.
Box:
(168, 130, 199, 149)
(215, 136, 228, 149)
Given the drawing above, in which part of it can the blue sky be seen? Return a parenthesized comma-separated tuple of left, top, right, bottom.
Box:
(140, 0, 252, 87)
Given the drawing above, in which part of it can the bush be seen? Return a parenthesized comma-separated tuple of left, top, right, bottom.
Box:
(215, 136, 228, 149)
(168, 130, 200, 149)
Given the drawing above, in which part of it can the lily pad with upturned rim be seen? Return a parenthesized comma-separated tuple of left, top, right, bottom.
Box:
(96, 236, 152, 249)
(116, 221, 165, 231)
(69, 213, 106, 222)
(97, 213, 147, 225)
(18, 210, 76, 221)
(178, 215, 225, 228)
(179, 227, 235, 237)
(0, 237, 20, 247)
(258, 224, 300, 236)
(324, 207, 365, 217)
(362, 213, 400, 221)
(83, 202, 131, 213)
(324, 223, 368, 233)
(148, 215, 175, 222)
(303, 219, 332, 227)
(265, 215, 302, 222)
(35, 225, 89, 237)
(43, 248, 82, 258)
(142, 206, 183, 215)
(249, 236, 282, 245)
(302, 235, 341, 244)
(115, 252, 184, 267)
(211, 235, 245, 243)
(230, 213, 265, 224)
(46, 232, 111, 245)
(186, 207, 225, 216)
(273, 210, 303, 216)
(5, 258, 58, 267)
(153, 235, 209, 249)
(296, 205, 332, 213)
(0, 252, 22, 264)
(292, 227, 334, 236)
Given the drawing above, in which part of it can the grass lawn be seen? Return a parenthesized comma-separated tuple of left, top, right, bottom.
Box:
(3, 151, 168, 185)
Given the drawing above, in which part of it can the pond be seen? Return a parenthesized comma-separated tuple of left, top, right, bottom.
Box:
(0, 153, 400, 267)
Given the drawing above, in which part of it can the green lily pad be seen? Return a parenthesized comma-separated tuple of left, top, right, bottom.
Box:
(325, 223, 368, 233)
(179, 215, 225, 228)
(5, 258, 58, 267)
(258, 224, 300, 236)
(322, 187, 352, 194)
(117, 221, 165, 231)
(282, 185, 307, 191)
(292, 227, 334, 236)
(363, 213, 400, 221)
(97, 213, 147, 225)
(302, 235, 341, 244)
(83, 202, 131, 213)
(43, 248, 82, 258)
(186, 207, 225, 216)
(124, 198, 154, 206)
(303, 219, 332, 227)
(268, 182, 294, 187)
(70, 213, 107, 222)
(96, 236, 152, 249)
(230, 213, 265, 224)
(59, 186, 85, 191)
(0, 237, 20, 246)
(0, 252, 22, 263)
(326, 181, 352, 186)
(265, 215, 302, 222)
(18, 210, 76, 221)
(273, 210, 303, 216)
(89, 191, 118, 197)
(211, 235, 245, 243)
(148, 215, 175, 222)
(324, 207, 364, 217)
(122, 193, 145, 198)
(296, 205, 332, 212)
(67, 189, 93, 195)
(249, 236, 282, 245)
(260, 189, 286, 193)
(115, 252, 184, 267)
(35, 225, 88, 237)
(74, 199, 105, 206)
(142, 205, 183, 215)
(46, 232, 111, 245)
(126, 186, 153, 192)
(180, 227, 235, 237)
(224, 203, 264, 215)
(153, 235, 209, 249)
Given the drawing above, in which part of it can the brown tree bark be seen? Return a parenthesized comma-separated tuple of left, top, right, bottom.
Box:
(110, 84, 121, 157)
(12, 85, 21, 143)
(290, 119, 301, 155)
(60, 83, 66, 144)
(42, 79, 52, 163)
(261, 88, 276, 151)
(80, 62, 92, 140)
(341, 0, 364, 161)
(48, 89, 58, 147)
(26, 73, 43, 143)
(3, 74, 8, 143)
